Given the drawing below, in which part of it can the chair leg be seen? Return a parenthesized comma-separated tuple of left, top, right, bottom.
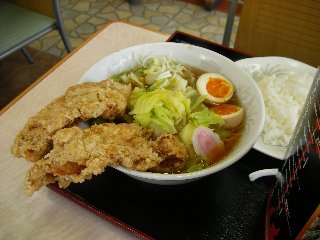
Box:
(21, 48, 34, 64)
(204, 0, 222, 11)
(53, 0, 72, 53)
(222, 0, 238, 46)
(57, 27, 72, 53)
(127, 0, 140, 5)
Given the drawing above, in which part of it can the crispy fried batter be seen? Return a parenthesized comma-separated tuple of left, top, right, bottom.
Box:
(25, 123, 189, 196)
(11, 80, 131, 161)
(64, 80, 131, 120)
(151, 134, 189, 173)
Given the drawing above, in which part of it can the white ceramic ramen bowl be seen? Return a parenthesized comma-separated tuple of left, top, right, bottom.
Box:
(80, 42, 265, 185)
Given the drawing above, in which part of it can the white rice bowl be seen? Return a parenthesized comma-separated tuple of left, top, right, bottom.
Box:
(236, 56, 317, 160)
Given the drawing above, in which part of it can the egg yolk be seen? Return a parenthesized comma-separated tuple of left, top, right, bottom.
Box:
(206, 78, 230, 98)
(210, 104, 238, 115)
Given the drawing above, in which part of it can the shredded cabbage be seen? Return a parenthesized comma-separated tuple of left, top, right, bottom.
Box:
(129, 88, 191, 137)
(112, 56, 196, 93)
(129, 87, 224, 143)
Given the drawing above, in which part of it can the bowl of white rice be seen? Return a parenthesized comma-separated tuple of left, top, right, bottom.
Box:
(236, 56, 317, 160)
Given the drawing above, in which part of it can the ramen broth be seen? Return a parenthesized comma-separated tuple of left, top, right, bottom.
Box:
(112, 62, 244, 173)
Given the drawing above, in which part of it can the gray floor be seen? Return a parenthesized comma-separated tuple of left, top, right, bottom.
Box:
(29, 0, 239, 57)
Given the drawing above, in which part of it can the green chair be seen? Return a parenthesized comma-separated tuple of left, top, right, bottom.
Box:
(0, 0, 72, 63)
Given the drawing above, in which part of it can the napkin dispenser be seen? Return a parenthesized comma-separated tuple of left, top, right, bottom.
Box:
(266, 68, 320, 239)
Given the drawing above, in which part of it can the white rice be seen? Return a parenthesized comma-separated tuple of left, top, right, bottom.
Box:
(257, 72, 313, 147)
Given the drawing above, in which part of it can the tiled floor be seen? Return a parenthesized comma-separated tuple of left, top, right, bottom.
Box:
(29, 0, 240, 58)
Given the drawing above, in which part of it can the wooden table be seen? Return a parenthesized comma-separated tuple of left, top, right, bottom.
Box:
(0, 22, 168, 240)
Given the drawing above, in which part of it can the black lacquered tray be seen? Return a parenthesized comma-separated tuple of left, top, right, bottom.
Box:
(48, 31, 282, 240)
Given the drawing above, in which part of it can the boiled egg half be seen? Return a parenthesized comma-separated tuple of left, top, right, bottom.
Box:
(196, 73, 234, 104)
(210, 104, 244, 129)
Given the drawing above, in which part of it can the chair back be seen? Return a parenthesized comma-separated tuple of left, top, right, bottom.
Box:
(234, 0, 320, 67)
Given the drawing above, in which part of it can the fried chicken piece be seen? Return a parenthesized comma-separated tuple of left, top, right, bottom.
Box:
(64, 80, 131, 120)
(11, 80, 132, 162)
(25, 123, 189, 196)
(151, 134, 189, 173)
